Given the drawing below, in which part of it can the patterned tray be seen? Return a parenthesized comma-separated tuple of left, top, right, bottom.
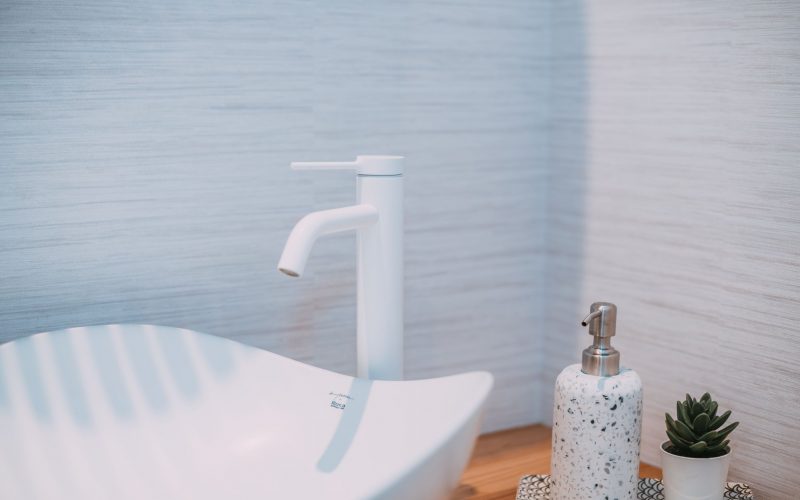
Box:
(516, 474, 754, 500)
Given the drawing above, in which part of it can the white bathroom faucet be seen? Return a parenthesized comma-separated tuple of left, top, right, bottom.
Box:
(278, 155, 404, 380)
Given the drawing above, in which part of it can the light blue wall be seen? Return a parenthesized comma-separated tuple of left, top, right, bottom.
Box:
(0, 0, 552, 431)
(542, 2, 800, 497)
(3, 4, 800, 496)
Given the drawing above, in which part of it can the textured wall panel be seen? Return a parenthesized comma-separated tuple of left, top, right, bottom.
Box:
(542, 2, 800, 498)
(0, 0, 550, 433)
(4, 1, 798, 496)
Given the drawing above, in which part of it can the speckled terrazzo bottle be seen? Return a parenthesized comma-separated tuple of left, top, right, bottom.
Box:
(550, 302, 642, 500)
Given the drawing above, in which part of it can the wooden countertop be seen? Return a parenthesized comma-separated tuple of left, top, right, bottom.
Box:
(453, 425, 661, 499)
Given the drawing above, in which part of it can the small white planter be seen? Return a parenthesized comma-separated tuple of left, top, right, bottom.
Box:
(660, 441, 731, 500)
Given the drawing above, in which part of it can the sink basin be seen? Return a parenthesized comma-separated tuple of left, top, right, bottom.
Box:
(0, 325, 492, 499)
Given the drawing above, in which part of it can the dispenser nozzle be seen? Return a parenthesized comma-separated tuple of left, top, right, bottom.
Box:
(581, 302, 617, 338)
(581, 310, 602, 327)
(581, 302, 620, 376)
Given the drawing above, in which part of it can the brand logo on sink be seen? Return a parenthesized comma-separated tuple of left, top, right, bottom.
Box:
(329, 392, 353, 410)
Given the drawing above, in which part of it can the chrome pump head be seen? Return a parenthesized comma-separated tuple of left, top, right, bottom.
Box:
(581, 302, 620, 376)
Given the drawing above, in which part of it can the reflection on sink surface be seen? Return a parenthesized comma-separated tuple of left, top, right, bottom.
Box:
(0, 325, 493, 500)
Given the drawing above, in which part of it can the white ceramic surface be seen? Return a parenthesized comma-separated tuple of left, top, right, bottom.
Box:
(0, 325, 493, 500)
(660, 442, 731, 500)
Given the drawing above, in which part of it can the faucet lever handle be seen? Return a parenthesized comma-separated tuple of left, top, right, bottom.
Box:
(290, 156, 404, 176)
(290, 160, 359, 171)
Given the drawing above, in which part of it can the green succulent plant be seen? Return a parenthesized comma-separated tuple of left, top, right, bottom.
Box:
(664, 392, 739, 458)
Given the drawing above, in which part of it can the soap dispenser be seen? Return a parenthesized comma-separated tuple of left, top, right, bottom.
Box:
(550, 302, 643, 500)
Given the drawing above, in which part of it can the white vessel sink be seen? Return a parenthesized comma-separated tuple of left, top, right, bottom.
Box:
(0, 325, 492, 500)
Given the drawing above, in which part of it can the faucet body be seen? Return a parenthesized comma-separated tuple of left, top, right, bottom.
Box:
(278, 156, 404, 380)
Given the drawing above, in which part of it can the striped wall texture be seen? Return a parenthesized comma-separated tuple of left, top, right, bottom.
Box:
(0, 0, 550, 434)
(540, 2, 800, 498)
(1, 1, 799, 498)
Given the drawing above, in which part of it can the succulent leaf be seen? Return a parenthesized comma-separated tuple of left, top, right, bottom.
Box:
(700, 392, 711, 402)
(666, 429, 693, 449)
(697, 430, 718, 443)
(665, 413, 679, 434)
(666, 418, 682, 436)
(693, 413, 710, 434)
(707, 401, 718, 420)
(691, 401, 704, 419)
(677, 401, 692, 425)
(710, 410, 731, 430)
(715, 421, 740, 441)
(706, 440, 730, 453)
(674, 419, 699, 441)
(689, 441, 708, 453)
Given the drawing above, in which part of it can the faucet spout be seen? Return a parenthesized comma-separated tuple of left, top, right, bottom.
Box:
(277, 204, 378, 278)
